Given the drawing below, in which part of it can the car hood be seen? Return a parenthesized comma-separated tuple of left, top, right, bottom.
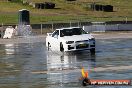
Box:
(60, 34, 94, 41)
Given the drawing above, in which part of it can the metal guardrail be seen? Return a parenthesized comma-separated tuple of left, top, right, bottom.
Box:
(1, 21, 132, 36)
(83, 24, 132, 32)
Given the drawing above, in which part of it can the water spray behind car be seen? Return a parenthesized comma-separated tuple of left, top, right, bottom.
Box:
(16, 9, 32, 36)
(3, 9, 32, 39)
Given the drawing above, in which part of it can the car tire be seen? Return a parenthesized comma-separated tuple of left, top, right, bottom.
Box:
(60, 43, 64, 52)
(47, 42, 50, 51)
(90, 48, 95, 54)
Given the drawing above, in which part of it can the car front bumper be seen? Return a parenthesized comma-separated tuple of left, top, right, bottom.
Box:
(63, 42, 95, 52)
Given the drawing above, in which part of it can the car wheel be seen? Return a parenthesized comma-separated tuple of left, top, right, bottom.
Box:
(60, 43, 64, 52)
(90, 48, 95, 54)
(47, 42, 50, 51)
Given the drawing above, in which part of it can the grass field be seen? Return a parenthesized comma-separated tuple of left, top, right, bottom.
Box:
(0, 0, 132, 24)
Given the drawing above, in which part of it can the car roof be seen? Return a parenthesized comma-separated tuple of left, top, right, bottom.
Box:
(56, 27, 81, 30)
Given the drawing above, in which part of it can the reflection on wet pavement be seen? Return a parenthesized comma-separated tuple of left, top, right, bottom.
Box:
(0, 39, 132, 88)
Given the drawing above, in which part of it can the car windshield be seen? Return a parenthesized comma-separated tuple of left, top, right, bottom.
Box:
(60, 28, 87, 37)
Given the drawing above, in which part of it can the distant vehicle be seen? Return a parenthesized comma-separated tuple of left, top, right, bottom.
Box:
(46, 27, 95, 53)
(3, 26, 16, 39)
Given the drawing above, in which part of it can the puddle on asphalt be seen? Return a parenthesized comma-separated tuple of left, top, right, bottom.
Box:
(0, 39, 132, 88)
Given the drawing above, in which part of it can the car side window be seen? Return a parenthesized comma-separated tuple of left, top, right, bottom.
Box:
(52, 30, 59, 38)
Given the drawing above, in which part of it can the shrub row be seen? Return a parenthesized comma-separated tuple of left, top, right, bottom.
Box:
(34, 2, 55, 9)
(90, 4, 113, 12)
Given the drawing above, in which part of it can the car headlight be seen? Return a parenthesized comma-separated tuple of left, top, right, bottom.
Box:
(66, 41, 74, 44)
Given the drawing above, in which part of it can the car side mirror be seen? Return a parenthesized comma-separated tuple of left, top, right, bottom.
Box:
(60, 34, 64, 37)
(53, 35, 58, 39)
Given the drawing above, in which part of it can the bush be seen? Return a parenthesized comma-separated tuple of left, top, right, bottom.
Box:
(8, 0, 22, 3)
(34, 2, 55, 9)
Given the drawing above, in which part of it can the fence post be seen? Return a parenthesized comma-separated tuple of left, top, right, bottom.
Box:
(2, 23, 4, 38)
(52, 22, 54, 32)
(117, 24, 119, 30)
(78, 21, 80, 27)
(70, 21, 72, 27)
(41, 23, 43, 34)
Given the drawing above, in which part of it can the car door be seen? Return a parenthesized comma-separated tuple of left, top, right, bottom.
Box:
(50, 30, 60, 51)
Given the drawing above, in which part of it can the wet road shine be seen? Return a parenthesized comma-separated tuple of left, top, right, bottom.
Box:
(0, 38, 132, 88)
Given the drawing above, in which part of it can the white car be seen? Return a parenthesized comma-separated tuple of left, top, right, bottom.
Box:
(46, 27, 95, 53)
